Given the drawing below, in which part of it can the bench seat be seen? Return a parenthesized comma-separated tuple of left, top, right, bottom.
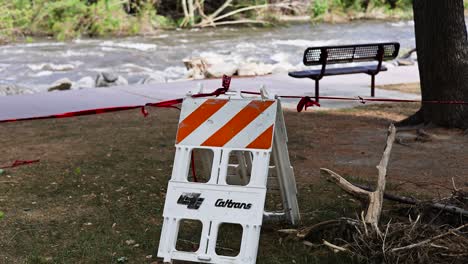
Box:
(288, 65, 388, 79)
(288, 42, 400, 101)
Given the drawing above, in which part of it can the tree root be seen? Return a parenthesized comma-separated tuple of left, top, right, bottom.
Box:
(395, 109, 425, 128)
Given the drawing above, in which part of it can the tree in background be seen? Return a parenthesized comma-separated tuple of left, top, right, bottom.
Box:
(399, 0, 468, 128)
(177, 0, 293, 27)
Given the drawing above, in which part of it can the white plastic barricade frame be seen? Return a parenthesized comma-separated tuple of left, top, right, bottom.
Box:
(158, 94, 299, 264)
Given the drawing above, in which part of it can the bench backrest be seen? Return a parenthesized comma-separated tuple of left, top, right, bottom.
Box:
(303, 42, 400, 66)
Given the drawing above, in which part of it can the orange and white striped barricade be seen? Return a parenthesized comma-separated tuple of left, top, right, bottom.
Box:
(157, 91, 299, 264)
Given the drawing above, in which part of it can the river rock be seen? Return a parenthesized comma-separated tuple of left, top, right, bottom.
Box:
(137, 75, 167, 84)
(48, 78, 72, 92)
(205, 63, 237, 78)
(95, 72, 128, 87)
(184, 58, 208, 79)
(238, 63, 274, 76)
(73, 76, 95, 89)
(0, 84, 33, 96)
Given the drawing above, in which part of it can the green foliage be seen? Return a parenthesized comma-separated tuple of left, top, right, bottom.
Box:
(0, 210, 4, 220)
(42, 0, 89, 40)
(309, 0, 413, 18)
(0, 0, 33, 36)
(312, 0, 329, 17)
(153, 15, 176, 29)
(0, 0, 163, 41)
(0, 0, 418, 41)
(87, 0, 128, 37)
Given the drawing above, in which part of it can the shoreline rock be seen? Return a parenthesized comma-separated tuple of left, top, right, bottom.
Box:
(48, 78, 73, 92)
(95, 72, 128, 87)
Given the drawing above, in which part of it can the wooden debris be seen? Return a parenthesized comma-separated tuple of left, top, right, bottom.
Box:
(391, 223, 468, 252)
(321, 124, 396, 231)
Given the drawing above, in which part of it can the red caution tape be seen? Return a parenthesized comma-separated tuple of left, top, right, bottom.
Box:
(297, 96, 321, 112)
(192, 77, 232, 98)
(0, 105, 145, 123)
(0, 159, 40, 169)
(2, 75, 468, 124)
(222, 75, 231, 89)
(141, 106, 149, 117)
(146, 98, 183, 110)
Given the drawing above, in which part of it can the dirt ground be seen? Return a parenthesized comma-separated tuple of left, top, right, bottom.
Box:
(376, 82, 421, 94)
(0, 101, 467, 263)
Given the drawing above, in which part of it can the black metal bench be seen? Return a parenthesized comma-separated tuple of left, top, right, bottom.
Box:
(288, 42, 400, 102)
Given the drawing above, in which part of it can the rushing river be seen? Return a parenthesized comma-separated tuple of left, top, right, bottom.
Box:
(0, 20, 418, 95)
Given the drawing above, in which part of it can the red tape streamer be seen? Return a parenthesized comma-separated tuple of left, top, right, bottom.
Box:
(297, 96, 321, 112)
(0, 159, 40, 169)
(2, 74, 468, 123)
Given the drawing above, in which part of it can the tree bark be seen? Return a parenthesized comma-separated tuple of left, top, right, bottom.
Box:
(405, 0, 468, 128)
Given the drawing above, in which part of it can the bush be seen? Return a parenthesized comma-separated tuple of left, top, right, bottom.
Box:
(0, 0, 34, 36)
(0, 0, 155, 40)
(312, 0, 329, 17)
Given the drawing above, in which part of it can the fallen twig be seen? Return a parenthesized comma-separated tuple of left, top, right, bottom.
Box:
(0, 180, 18, 184)
(391, 223, 468, 252)
(323, 239, 349, 253)
(352, 183, 468, 218)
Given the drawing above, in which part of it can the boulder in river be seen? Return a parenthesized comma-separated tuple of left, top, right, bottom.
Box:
(184, 58, 208, 80)
(73, 76, 95, 89)
(205, 63, 238, 78)
(95, 72, 128, 87)
(237, 62, 274, 76)
(137, 75, 167, 84)
(0, 84, 33, 96)
(48, 78, 73, 92)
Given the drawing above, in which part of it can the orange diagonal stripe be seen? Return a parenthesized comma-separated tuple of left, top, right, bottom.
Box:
(176, 99, 228, 143)
(246, 125, 274, 149)
(201, 100, 275, 147)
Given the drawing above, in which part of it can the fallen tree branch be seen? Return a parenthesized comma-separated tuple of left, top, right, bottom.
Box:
(0, 180, 18, 184)
(323, 239, 349, 253)
(367, 124, 396, 227)
(198, 19, 267, 27)
(352, 183, 468, 218)
(321, 124, 397, 231)
(320, 168, 370, 200)
(391, 223, 468, 252)
(195, 3, 289, 28)
(297, 218, 359, 240)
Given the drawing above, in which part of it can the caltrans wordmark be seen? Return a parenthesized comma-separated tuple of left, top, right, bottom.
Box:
(215, 199, 252, 210)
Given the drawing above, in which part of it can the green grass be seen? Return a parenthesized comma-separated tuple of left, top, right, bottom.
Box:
(0, 108, 368, 263)
(3, 100, 450, 263)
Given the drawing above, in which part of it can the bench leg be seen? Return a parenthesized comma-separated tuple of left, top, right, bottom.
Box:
(371, 75, 375, 97)
(315, 79, 320, 102)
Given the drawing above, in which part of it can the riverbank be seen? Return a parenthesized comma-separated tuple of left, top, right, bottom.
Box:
(0, 20, 419, 97)
(0, 0, 417, 44)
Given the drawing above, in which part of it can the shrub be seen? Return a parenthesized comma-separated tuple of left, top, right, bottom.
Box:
(312, 0, 329, 17)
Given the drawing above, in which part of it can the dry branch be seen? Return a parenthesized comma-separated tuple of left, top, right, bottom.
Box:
(368, 124, 396, 225)
(321, 124, 396, 232)
(323, 239, 349, 253)
(391, 223, 468, 252)
(194, 3, 290, 28)
(354, 183, 468, 218)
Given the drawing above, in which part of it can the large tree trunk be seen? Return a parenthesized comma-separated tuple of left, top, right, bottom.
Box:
(404, 0, 468, 128)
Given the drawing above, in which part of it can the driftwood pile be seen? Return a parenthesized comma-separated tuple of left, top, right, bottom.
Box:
(280, 124, 468, 263)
